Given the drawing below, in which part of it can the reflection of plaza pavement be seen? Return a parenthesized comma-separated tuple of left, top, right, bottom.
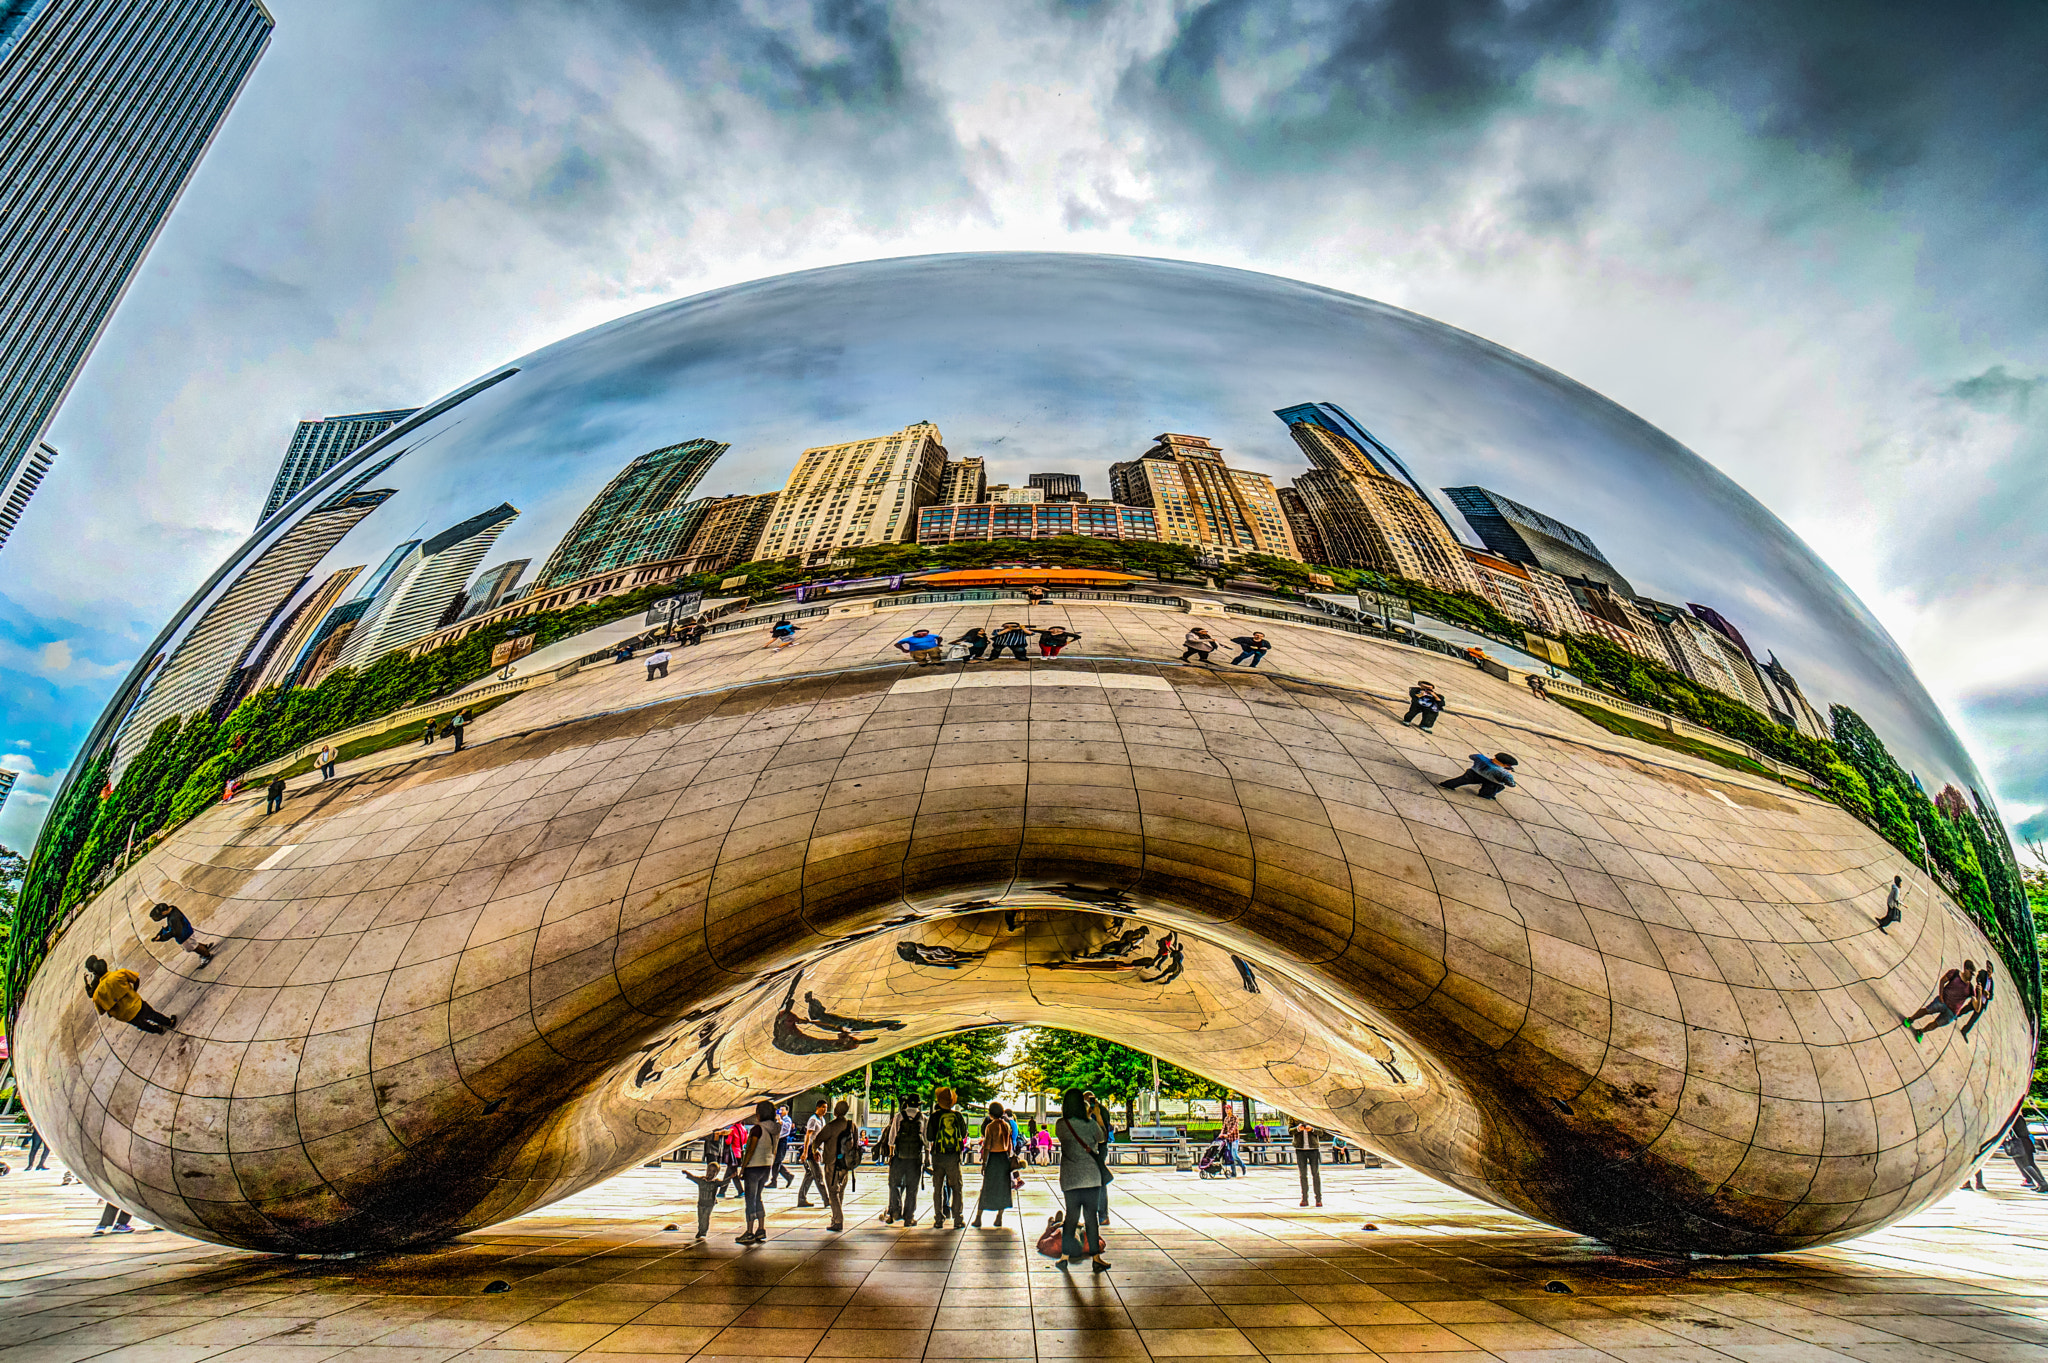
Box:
(0, 1160, 2043, 1361)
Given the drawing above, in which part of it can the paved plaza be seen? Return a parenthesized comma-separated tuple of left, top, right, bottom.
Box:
(1, 1156, 2044, 1363)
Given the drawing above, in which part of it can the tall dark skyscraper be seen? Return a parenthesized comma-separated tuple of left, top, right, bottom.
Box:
(1027, 472, 1084, 502)
(260, 409, 418, 525)
(1273, 403, 1457, 538)
(1442, 485, 1635, 598)
(0, 0, 273, 538)
(535, 438, 728, 589)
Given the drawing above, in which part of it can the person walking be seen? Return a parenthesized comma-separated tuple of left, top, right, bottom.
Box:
(317, 744, 337, 780)
(990, 621, 1030, 661)
(21, 1113, 49, 1172)
(2002, 1110, 2046, 1192)
(83, 957, 175, 1034)
(797, 1099, 830, 1207)
(1035, 625, 1079, 658)
(927, 1087, 970, 1227)
(772, 1105, 796, 1187)
(646, 648, 671, 680)
(718, 1120, 746, 1197)
(768, 618, 799, 649)
(148, 903, 216, 964)
(1054, 1089, 1111, 1272)
(92, 1204, 135, 1235)
(1228, 632, 1272, 667)
(1400, 683, 1446, 731)
(819, 1099, 858, 1231)
(1439, 752, 1518, 800)
(1875, 875, 1906, 932)
(449, 710, 467, 752)
(881, 1095, 926, 1225)
(682, 1152, 723, 1240)
(1180, 627, 1218, 664)
(895, 628, 946, 664)
(952, 627, 989, 661)
(737, 1101, 779, 1244)
(974, 1101, 1015, 1228)
(1292, 1120, 1326, 1206)
(423, 720, 437, 746)
(264, 774, 286, 814)
(1034, 1122, 1053, 1165)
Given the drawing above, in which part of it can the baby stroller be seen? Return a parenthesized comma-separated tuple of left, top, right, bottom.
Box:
(1196, 1141, 1227, 1178)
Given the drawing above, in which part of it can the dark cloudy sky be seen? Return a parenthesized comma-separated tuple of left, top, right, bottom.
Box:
(4, 0, 2046, 852)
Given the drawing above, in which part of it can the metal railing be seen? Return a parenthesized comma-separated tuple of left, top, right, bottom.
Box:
(872, 589, 1188, 610)
(1224, 599, 1466, 659)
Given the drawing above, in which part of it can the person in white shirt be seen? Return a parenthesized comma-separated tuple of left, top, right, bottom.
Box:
(796, 1100, 828, 1204)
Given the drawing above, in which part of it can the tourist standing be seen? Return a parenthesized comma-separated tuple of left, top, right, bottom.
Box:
(882, 1095, 926, 1225)
(1228, 632, 1272, 667)
(1034, 1122, 1052, 1165)
(990, 622, 1030, 660)
(737, 1102, 778, 1243)
(974, 1102, 1015, 1228)
(953, 627, 989, 661)
(264, 774, 286, 814)
(317, 744, 336, 779)
(1400, 683, 1446, 731)
(1035, 625, 1079, 657)
(646, 648, 671, 680)
(819, 1099, 858, 1231)
(1054, 1089, 1111, 1272)
(927, 1087, 970, 1228)
(1961, 963, 1997, 1040)
(1180, 627, 1218, 664)
(682, 1153, 722, 1239)
(772, 1105, 796, 1187)
(449, 710, 467, 752)
(895, 628, 946, 665)
(768, 619, 799, 649)
(2002, 1110, 2046, 1192)
(1084, 1092, 1115, 1226)
(1220, 1101, 1243, 1178)
(1292, 1120, 1325, 1206)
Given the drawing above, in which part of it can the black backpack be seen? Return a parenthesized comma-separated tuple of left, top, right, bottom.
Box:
(835, 1124, 864, 1170)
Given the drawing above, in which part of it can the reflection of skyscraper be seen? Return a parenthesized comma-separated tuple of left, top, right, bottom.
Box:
(1638, 599, 1772, 712)
(1108, 433, 1296, 560)
(260, 409, 418, 525)
(757, 421, 948, 567)
(1028, 472, 1085, 502)
(456, 560, 530, 622)
(112, 485, 394, 772)
(0, 0, 272, 548)
(937, 458, 986, 505)
(1291, 469, 1478, 592)
(676, 494, 778, 575)
(0, 766, 13, 816)
(1462, 546, 1588, 636)
(0, 441, 55, 552)
(251, 565, 364, 693)
(1443, 486, 1635, 599)
(336, 503, 519, 672)
(1761, 653, 1832, 740)
(534, 439, 727, 590)
(297, 599, 369, 688)
(1274, 403, 1456, 536)
(1276, 487, 1327, 565)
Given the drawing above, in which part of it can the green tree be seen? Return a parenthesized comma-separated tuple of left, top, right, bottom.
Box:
(1020, 1028, 1228, 1127)
(855, 1028, 1009, 1108)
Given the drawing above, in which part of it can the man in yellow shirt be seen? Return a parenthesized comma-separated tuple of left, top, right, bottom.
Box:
(83, 956, 176, 1034)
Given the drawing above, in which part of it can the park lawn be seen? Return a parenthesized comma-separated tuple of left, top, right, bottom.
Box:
(1548, 695, 1792, 784)
(272, 693, 516, 780)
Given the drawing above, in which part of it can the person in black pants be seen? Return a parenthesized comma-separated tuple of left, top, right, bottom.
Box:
(1439, 753, 1518, 799)
(989, 622, 1030, 661)
(2004, 1111, 2046, 1192)
(954, 627, 989, 660)
(1292, 1121, 1325, 1207)
(1400, 682, 1446, 730)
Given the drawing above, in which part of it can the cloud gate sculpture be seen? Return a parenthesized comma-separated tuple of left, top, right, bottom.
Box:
(10, 254, 2036, 1257)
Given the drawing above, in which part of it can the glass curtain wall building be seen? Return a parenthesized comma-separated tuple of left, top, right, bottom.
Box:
(0, 0, 272, 532)
(260, 409, 418, 525)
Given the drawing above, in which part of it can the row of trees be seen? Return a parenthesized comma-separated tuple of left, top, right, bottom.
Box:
(835, 1027, 1235, 1130)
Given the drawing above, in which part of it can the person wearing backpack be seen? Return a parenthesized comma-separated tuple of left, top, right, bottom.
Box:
(819, 1099, 859, 1231)
(1054, 1089, 1111, 1272)
(926, 1087, 970, 1228)
(881, 1095, 926, 1226)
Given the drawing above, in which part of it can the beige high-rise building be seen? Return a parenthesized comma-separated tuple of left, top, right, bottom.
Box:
(1290, 469, 1481, 594)
(1107, 433, 1296, 560)
(676, 492, 778, 575)
(756, 421, 948, 566)
(988, 484, 1043, 504)
(1462, 547, 1588, 636)
(937, 457, 986, 505)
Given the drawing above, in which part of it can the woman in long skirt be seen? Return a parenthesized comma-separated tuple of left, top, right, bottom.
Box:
(974, 1101, 1015, 1227)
